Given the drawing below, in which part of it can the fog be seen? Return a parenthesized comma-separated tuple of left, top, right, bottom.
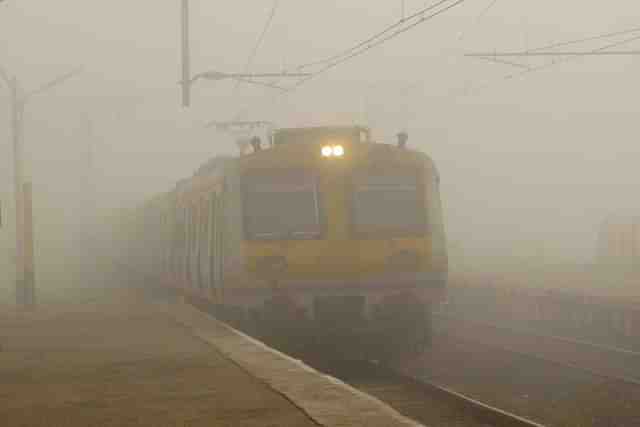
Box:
(2, 1, 640, 295)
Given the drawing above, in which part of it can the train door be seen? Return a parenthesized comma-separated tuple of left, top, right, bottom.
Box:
(184, 205, 191, 286)
(185, 204, 193, 287)
(209, 193, 224, 296)
(163, 209, 173, 277)
(198, 198, 210, 291)
(209, 194, 218, 296)
(189, 203, 200, 289)
(173, 205, 187, 283)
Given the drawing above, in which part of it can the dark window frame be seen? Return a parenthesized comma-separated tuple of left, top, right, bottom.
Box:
(241, 168, 327, 241)
(348, 166, 429, 239)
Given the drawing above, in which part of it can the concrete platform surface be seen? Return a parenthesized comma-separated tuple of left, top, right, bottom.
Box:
(167, 301, 420, 427)
(0, 294, 317, 427)
(1, 291, 420, 426)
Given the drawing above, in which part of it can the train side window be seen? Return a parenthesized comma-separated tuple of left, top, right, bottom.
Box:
(209, 194, 217, 290)
(184, 206, 191, 254)
(191, 205, 198, 252)
(182, 206, 189, 278)
(198, 199, 209, 289)
(171, 206, 185, 276)
(351, 169, 426, 237)
(210, 192, 225, 291)
(218, 194, 225, 288)
(243, 170, 322, 240)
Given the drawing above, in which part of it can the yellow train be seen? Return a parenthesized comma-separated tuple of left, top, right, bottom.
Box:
(115, 126, 447, 357)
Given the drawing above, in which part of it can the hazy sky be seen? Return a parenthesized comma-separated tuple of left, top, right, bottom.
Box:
(2, 0, 640, 276)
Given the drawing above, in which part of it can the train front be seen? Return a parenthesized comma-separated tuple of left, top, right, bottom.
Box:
(237, 126, 447, 357)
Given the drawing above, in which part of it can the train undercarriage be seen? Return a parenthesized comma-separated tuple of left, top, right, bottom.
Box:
(190, 289, 436, 361)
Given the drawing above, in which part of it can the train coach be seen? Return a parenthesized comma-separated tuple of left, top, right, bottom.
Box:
(115, 126, 448, 358)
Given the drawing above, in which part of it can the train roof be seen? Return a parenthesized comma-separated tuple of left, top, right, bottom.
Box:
(138, 126, 439, 210)
(273, 126, 370, 146)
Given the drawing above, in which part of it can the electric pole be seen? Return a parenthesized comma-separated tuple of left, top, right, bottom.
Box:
(181, 0, 191, 107)
(0, 67, 81, 308)
(82, 116, 96, 268)
(23, 182, 35, 307)
(9, 78, 26, 307)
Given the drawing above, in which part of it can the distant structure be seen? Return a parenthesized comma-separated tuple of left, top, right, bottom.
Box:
(596, 216, 640, 272)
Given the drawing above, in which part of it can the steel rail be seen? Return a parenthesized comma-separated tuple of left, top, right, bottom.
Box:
(436, 312, 640, 356)
(414, 377, 547, 427)
(434, 314, 640, 387)
(304, 358, 546, 427)
(182, 290, 547, 427)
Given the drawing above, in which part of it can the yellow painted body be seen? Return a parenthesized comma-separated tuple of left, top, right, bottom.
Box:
(119, 126, 447, 314)
(232, 135, 447, 297)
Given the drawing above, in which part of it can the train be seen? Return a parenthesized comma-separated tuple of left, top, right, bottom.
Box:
(112, 125, 448, 358)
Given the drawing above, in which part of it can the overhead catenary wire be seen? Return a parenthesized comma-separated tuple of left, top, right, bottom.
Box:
(526, 25, 640, 53)
(475, 0, 499, 20)
(457, 0, 499, 40)
(463, 31, 640, 96)
(287, 0, 468, 93)
(232, 0, 280, 95)
(402, 26, 640, 124)
(510, 32, 640, 75)
(470, 50, 640, 57)
(473, 55, 532, 69)
(230, 0, 280, 123)
(222, 0, 467, 128)
(466, 25, 640, 62)
(295, 0, 457, 71)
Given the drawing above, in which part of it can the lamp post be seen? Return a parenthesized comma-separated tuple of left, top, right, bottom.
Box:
(0, 66, 81, 308)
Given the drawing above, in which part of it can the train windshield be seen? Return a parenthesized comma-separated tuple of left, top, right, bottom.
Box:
(352, 170, 426, 237)
(243, 170, 322, 240)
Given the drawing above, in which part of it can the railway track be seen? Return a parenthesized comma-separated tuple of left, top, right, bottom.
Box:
(434, 313, 640, 385)
(304, 357, 545, 427)
(184, 297, 546, 427)
(392, 314, 640, 426)
(178, 290, 640, 425)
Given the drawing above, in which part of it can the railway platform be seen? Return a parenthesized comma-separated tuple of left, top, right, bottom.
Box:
(0, 287, 417, 427)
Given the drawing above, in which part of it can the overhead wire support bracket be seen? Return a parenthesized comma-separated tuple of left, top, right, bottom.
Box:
(465, 25, 640, 70)
(472, 55, 532, 69)
(192, 71, 312, 82)
(205, 120, 274, 130)
(458, 31, 640, 98)
(466, 50, 640, 58)
(187, 70, 311, 92)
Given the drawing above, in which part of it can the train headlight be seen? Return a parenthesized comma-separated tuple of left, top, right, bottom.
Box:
(321, 145, 345, 158)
